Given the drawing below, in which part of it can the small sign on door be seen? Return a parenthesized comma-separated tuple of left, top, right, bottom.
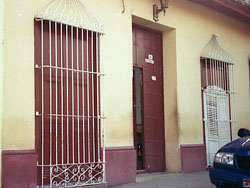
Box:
(152, 76, 157, 81)
(145, 54, 154, 64)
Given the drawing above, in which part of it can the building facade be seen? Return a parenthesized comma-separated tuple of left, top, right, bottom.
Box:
(0, 0, 250, 187)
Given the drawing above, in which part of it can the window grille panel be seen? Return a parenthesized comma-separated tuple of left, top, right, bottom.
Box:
(202, 59, 235, 167)
(35, 20, 105, 188)
(201, 34, 235, 167)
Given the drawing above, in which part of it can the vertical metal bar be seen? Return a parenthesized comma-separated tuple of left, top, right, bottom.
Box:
(228, 65, 231, 92)
(203, 89, 209, 166)
(224, 62, 227, 92)
(225, 62, 230, 138)
(218, 60, 221, 126)
(212, 60, 215, 86)
(229, 64, 231, 120)
(225, 63, 227, 91)
(212, 59, 214, 86)
(216, 60, 219, 88)
(60, 23, 64, 164)
(226, 62, 228, 92)
(66, 25, 69, 164)
(96, 33, 100, 162)
(220, 61, 225, 91)
(55, 22, 58, 166)
(231, 65, 233, 94)
(210, 59, 213, 85)
(219, 61, 223, 134)
(100, 33, 106, 182)
(87, 30, 90, 163)
(214, 60, 216, 86)
(209, 58, 213, 142)
(217, 60, 221, 131)
(91, 31, 95, 162)
(214, 60, 219, 87)
(219, 61, 222, 89)
(205, 58, 208, 87)
(218, 60, 220, 88)
(227, 64, 230, 93)
(215, 60, 220, 145)
(215, 60, 218, 87)
(225, 63, 228, 92)
(227, 63, 232, 137)
(209, 59, 212, 87)
(76, 27, 80, 164)
(217, 60, 220, 87)
(211, 60, 217, 139)
(41, 20, 44, 188)
(71, 26, 75, 164)
(222, 62, 225, 91)
(221, 62, 224, 90)
(49, 20, 52, 187)
(231, 65, 236, 123)
(219, 61, 223, 89)
(82, 29, 85, 163)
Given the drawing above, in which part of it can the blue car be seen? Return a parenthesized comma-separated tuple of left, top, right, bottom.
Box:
(210, 128, 250, 188)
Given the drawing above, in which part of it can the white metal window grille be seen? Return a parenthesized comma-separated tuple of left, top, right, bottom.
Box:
(203, 86, 231, 166)
(35, 0, 105, 187)
(201, 34, 236, 167)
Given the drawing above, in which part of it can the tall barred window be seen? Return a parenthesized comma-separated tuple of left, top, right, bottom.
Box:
(200, 34, 235, 167)
(34, 0, 105, 187)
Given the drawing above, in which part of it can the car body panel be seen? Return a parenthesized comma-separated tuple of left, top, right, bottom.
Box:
(209, 136, 250, 188)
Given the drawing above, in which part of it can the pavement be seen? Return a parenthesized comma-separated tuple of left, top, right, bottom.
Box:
(110, 171, 216, 188)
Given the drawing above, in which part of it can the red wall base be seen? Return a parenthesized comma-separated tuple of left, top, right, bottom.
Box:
(106, 146, 136, 186)
(180, 144, 207, 173)
(2, 145, 206, 186)
(2, 150, 38, 188)
(2, 146, 136, 188)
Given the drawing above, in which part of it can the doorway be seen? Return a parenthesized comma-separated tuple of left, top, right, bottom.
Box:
(133, 26, 165, 173)
(133, 67, 144, 170)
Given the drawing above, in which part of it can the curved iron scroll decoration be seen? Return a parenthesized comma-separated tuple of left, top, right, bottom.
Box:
(201, 34, 234, 64)
(50, 163, 104, 187)
(37, 0, 104, 33)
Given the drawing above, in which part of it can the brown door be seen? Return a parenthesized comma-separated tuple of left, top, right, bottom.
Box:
(133, 26, 165, 172)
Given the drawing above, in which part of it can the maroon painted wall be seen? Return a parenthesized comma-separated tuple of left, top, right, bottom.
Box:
(180, 144, 207, 173)
(106, 146, 136, 186)
(2, 147, 136, 187)
(2, 145, 206, 186)
(2, 150, 37, 188)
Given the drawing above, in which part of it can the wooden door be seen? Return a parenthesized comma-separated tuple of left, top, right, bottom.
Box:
(133, 26, 165, 172)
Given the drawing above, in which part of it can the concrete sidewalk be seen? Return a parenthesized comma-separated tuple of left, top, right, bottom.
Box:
(110, 171, 216, 188)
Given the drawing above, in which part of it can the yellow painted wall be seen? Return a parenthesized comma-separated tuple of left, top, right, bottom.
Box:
(0, 0, 4, 183)
(164, 0, 250, 144)
(2, 0, 250, 173)
(132, 0, 250, 146)
(163, 29, 181, 172)
(2, 0, 42, 150)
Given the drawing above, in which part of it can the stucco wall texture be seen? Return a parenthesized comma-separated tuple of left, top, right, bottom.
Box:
(2, 0, 250, 172)
(0, 0, 4, 183)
